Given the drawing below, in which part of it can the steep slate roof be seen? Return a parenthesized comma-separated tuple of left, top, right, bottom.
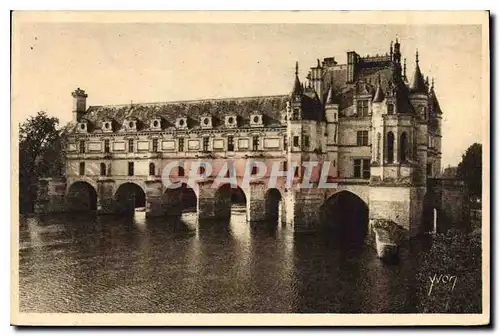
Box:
(83, 95, 288, 132)
(409, 51, 427, 94)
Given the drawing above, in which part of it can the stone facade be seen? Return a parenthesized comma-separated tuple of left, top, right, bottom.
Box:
(36, 39, 465, 237)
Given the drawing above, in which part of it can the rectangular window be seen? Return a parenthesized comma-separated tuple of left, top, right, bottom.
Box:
(128, 139, 134, 153)
(79, 162, 85, 176)
(251, 164, 258, 176)
(178, 138, 184, 152)
(387, 103, 395, 115)
(354, 159, 370, 179)
(293, 136, 299, 147)
(178, 164, 185, 177)
(283, 135, 287, 149)
(356, 100, 369, 116)
(282, 161, 287, 172)
(227, 136, 234, 151)
(152, 139, 158, 153)
(362, 159, 370, 179)
(104, 139, 110, 153)
(252, 136, 259, 151)
(427, 163, 432, 176)
(79, 140, 85, 154)
(303, 135, 310, 148)
(202, 137, 209, 152)
(357, 130, 369, 146)
(128, 162, 134, 176)
(353, 159, 361, 178)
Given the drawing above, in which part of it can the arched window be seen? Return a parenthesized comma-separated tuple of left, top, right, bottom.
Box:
(149, 162, 156, 176)
(387, 131, 395, 163)
(100, 162, 106, 176)
(400, 132, 408, 162)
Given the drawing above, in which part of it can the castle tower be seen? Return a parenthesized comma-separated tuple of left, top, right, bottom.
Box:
(428, 78, 443, 177)
(324, 78, 339, 178)
(409, 50, 430, 184)
(285, 62, 326, 231)
(369, 41, 427, 236)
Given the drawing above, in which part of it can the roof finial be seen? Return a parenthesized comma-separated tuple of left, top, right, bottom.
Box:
(431, 77, 435, 89)
(317, 59, 321, 67)
(403, 58, 407, 78)
(295, 61, 299, 76)
(416, 49, 419, 65)
(390, 41, 393, 56)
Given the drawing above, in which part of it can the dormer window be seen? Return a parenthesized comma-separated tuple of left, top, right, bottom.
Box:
(124, 119, 137, 131)
(150, 117, 162, 131)
(201, 116, 212, 129)
(225, 115, 238, 128)
(77, 121, 88, 133)
(176, 117, 188, 129)
(356, 99, 369, 116)
(102, 119, 113, 133)
(250, 113, 263, 127)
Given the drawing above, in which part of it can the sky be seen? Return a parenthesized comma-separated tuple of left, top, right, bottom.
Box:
(12, 21, 483, 167)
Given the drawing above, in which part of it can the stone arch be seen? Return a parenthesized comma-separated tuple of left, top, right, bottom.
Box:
(213, 183, 247, 220)
(114, 182, 146, 215)
(264, 188, 283, 223)
(320, 190, 369, 246)
(66, 181, 98, 211)
(162, 182, 198, 216)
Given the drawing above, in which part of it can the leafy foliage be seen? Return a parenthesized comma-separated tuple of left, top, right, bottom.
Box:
(19, 112, 70, 213)
(457, 143, 482, 199)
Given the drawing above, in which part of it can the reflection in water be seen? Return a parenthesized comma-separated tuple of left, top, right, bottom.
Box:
(19, 210, 415, 313)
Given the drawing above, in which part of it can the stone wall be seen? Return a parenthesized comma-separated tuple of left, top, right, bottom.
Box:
(427, 178, 470, 232)
(369, 185, 425, 236)
(34, 178, 67, 213)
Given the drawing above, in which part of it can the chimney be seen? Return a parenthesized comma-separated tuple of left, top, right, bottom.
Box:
(346, 51, 358, 84)
(71, 88, 88, 123)
(310, 59, 324, 99)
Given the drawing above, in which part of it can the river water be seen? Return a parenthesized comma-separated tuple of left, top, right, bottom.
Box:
(19, 206, 417, 313)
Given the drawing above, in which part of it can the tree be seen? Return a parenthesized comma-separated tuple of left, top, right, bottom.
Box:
(19, 111, 69, 213)
(456, 143, 482, 200)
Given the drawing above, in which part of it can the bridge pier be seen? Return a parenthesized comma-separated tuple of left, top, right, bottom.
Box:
(198, 179, 229, 220)
(246, 181, 267, 222)
(96, 179, 117, 215)
(285, 187, 324, 233)
(145, 180, 164, 218)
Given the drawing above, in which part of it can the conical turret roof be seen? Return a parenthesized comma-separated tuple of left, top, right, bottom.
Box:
(372, 74, 385, 102)
(291, 61, 303, 97)
(410, 50, 427, 94)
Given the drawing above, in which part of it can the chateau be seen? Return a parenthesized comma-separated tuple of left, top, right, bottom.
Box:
(36, 39, 468, 238)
